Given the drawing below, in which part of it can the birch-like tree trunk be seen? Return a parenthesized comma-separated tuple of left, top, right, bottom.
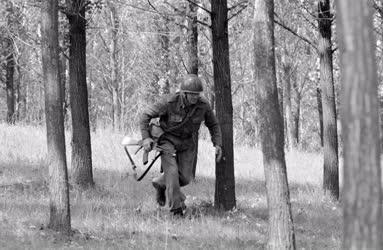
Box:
(337, 0, 383, 249)
(282, 62, 293, 150)
(186, 0, 200, 179)
(253, 0, 296, 248)
(109, 4, 121, 130)
(5, 42, 15, 124)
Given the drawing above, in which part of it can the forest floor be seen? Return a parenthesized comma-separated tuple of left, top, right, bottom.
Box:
(0, 124, 341, 249)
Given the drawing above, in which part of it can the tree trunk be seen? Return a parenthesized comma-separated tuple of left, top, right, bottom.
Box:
(187, 1, 199, 75)
(67, 0, 94, 188)
(186, 0, 200, 179)
(15, 62, 21, 122)
(317, 0, 339, 200)
(156, 17, 170, 95)
(41, 0, 71, 234)
(379, 1, 383, 150)
(253, 0, 296, 249)
(4, 1, 15, 124)
(293, 93, 301, 144)
(283, 62, 293, 150)
(316, 86, 324, 146)
(211, 0, 236, 211)
(59, 49, 68, 121)
(291, 72, 300, 144)
(337, 0, 383, 249)
(109, 4, 121, 130)
(5, 45, 15, 124)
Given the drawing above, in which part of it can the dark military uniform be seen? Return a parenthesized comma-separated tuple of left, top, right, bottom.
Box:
(140, 92, 222, 211)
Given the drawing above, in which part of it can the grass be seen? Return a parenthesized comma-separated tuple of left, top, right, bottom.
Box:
(0, 123, 342, 249)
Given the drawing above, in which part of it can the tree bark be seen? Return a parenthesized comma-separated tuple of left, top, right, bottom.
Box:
(317, 0, 339, 200)
(337, 0, 383, 249)
(59, 48, 68, 121)
(15, 61, 21, 121)
(5, 42, 15, 124)
(186, 0, 200, 179)
(67, 0, 94, 188)
(211, 0, 236, 211)
(253, 0, 296, 249)
(187, 1, 199, 75)
(4, 1, 15, 124)
(282, 62, 293, 150)
(157, 18, 170, 95)
(41, 0, 71, 234)
(316, 86, 324, 146)
(379, 1, 383, 150)
(291, 72, 300, 144)
(109, 4, 121, 130)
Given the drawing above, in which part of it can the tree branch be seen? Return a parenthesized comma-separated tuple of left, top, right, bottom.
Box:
(196, 19, 211, 29)
(147, 0, 189, 29)
(228, 3, 248, 21)
(164, 1, 186, 17)
(164, 0, 209, 27)
(98, 32, 110, 53)
(184, 0, 211, 14)
(228, 0, 248, 11)
(332, 47, 338, 54)
(274, 18, 317, 52)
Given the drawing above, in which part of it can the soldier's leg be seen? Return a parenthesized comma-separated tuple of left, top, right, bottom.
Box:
(177, 141, 197, 187)
(153, 140, 185, 211)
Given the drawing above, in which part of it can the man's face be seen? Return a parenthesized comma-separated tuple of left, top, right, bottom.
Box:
(185, 92, 200, 105)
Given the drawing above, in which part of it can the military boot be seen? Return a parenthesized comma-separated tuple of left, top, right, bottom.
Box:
(152, 182, 166, 207)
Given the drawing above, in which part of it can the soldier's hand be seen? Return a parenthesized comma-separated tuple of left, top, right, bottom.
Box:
(215, 146, 222, 163)
(142, 138, 154, 151)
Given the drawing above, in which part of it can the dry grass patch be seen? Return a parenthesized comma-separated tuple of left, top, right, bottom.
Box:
(0, 124, 341, 249)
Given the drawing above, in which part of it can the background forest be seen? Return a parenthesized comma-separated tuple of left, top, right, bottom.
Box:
(0, 0, 345, 151)
(0, 0, 382, 249)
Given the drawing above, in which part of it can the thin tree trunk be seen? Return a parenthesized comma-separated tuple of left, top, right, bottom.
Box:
(59, 49, 67, 120)
(4, 1, 15, 124)
(187, 1, 199, 75)
(316, 86, 324, 146)
(211, 0, 236, 211)
(293, 93, 301, 144)
(120, 45, 126, 132)
(317, 0, 339, 200)
(15, 61, 21, 121)
(291, 72, 300, 145)
(379, 1, 383, 150)
(337, 0, 383, 248)
(253, 0, 296, 249)
(67, 0, 94, 188)
(158, 18, 170, 95)
(109, 4, 121, 131)
(283, 63, 293, 150)
(186, 0, 200, 179)
(41, 0, 71, 234)
(5, 40, 15, 124)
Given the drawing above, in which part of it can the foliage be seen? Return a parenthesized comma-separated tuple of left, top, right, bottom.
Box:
(3, 0, 382, 151)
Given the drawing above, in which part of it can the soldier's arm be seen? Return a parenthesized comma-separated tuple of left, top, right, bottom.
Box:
(204, 104, 222, 147)
(139, 99, 168, 140)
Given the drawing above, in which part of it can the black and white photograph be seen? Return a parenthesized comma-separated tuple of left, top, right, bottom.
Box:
(0, 0, 381, 249)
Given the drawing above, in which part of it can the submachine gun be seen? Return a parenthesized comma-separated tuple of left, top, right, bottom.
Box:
(121, 120, 169, 181)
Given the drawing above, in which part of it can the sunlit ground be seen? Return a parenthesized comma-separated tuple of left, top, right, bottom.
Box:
(0, 124, 341, 249)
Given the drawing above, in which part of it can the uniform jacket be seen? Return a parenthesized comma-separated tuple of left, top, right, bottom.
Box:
(140, 93, 222, 147)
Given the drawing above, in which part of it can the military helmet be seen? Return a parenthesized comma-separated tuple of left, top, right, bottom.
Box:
(179, 74, 203, 93)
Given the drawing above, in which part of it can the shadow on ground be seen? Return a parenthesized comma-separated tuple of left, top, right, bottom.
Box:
(0, 161, 341, 249)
